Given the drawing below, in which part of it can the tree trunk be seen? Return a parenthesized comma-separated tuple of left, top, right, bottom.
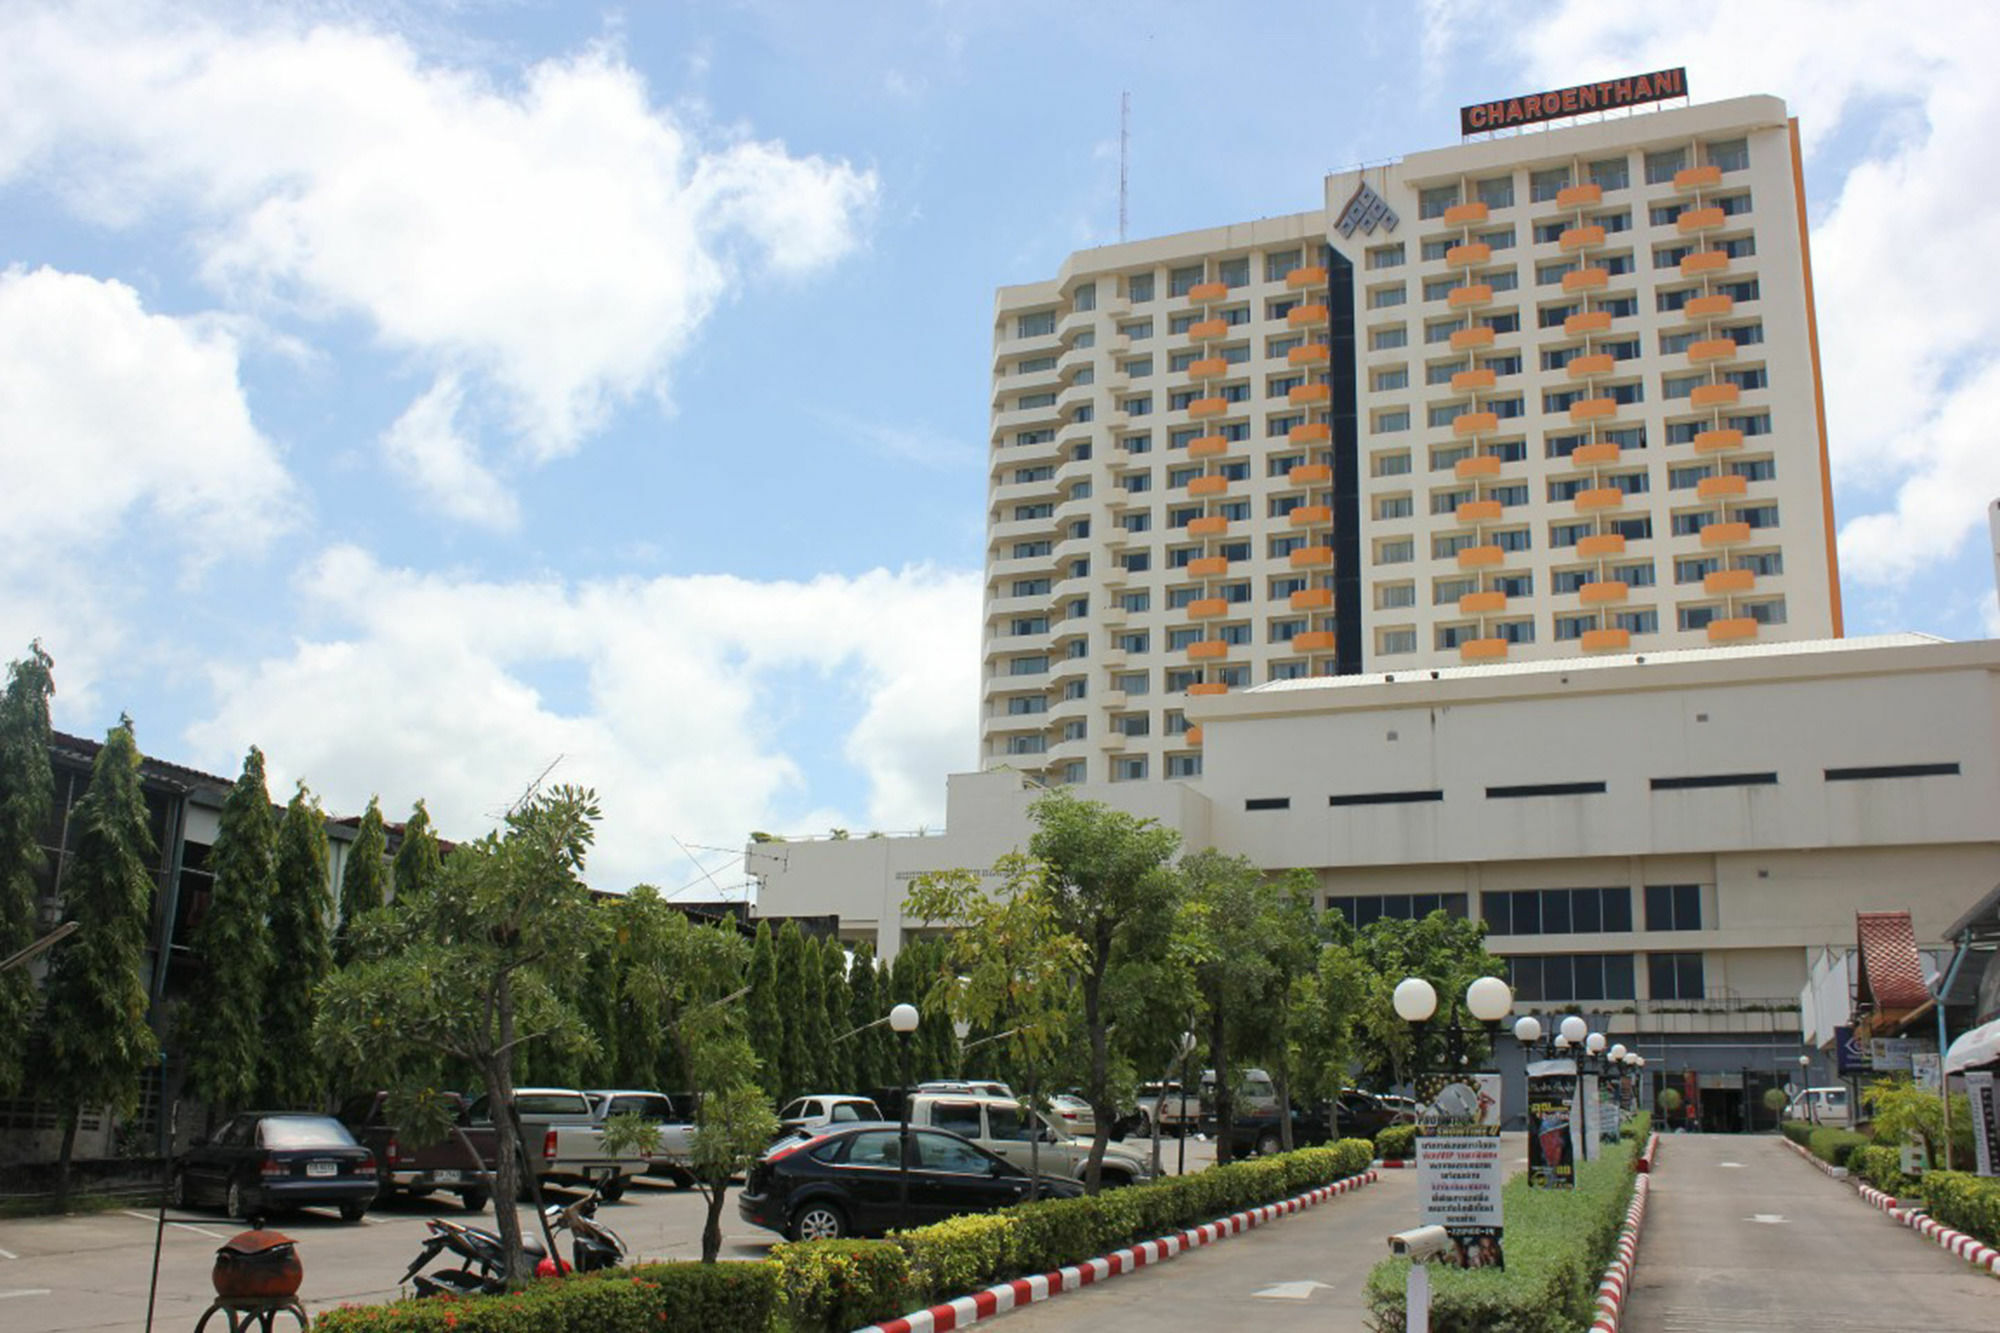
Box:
(1026, 1074, 1042, 1200)
(1273, 1061, 1296, 1152)
(55, 1109, 78, 1213)
(1082, 930, 1111, 1193)
(700, 1180, 728, 1262)
(1209, 1011, 1233, 1165)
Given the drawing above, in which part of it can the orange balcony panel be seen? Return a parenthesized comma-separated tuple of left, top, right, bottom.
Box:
(1576, 533, 1626, 557)
(1565, 310, 1614, 335)
(1288, 382, 1332, 405)
(1290, 587, 1334, 611)
(1288, 463, 1333, 485)
(1187, 515, 1230, 536)
(1285, 265, 1329, 290)
(1445, 242, 1492, 268)
(1571, 442, 1622, 465)
(1456, 499, 1504, 523)
(1447, 283, 1494, 309)
(1186, 598, 1229, 618)
(1451, 368, 1497, 392)
(1185, 726, 1204, 746)
(1187, 475, 1229, 497)
(1186, 640, 1230, 660)
(1559, 225, 1607, 252)
(1450, 325, 1497, 350)
(1685, 294, 1735, 318)
(1680, 251, 1729, 276)
(1562, 267, 1610, 293)
(1188, 434, 1231, 458)
(1294, 631, 1338, 651)
(1452, 410, 1500, 437)
(1442, 201, 1490, 226)
(1707, 616, 1759, 643)
(1704, 568, 1757, 594)
(1688, 338, 1738, 363)
(1288, 504, 1334, 527)
(1188, 281, 1229, 302)
(1460, 637, 1508, 662)
(1699, 521, 1753, 548)
(1457, 544, 1505, 569)
(1187, 357, 1229, 378)
(1690, 382, 1741, 408)
(1677, 206, 1726, 234)
(1289, 422, 1332, 444)
(1696, 473, 1749, 499)
(1287, 304, 1330, 328)
(1186, 681, 1229, 696)
(1569, 397, 1617, 422)
(1455, 454, 1502, 480)
(1188, 555, 1232, 576)
(1189, 318, 1229, 340)
(1459, 590, 1507, 614)
(1287, 344, 1330, 366)
(1566, 353, 1616, 379)
(1188, 396, 1230, 418)
(1555, 183, 1603, 209)
(1581, 627, 1631, 653)
(1694, 428, 1746, 453)
(1289, 545, 1334, 568)
(1579, 580, 1629, 605)
(1674, 164, 1723, 191)
(1575, 487, 1624, 511)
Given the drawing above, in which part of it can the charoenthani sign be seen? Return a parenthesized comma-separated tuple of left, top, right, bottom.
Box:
(1461, 69, 1688, 136)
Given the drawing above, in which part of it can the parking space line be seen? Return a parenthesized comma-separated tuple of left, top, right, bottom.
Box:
(121, 1210, 230, 1239)
(0, 1289, 52, 1300)
(0, 1246, 16, 1260)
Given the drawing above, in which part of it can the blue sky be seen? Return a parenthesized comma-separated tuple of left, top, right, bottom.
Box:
(4, 1, 1996, 895)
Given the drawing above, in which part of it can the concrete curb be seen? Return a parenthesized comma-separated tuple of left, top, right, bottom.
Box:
(855, 1170, 1380, 1333)
(1587, 1142, 1657, 1332)
(1372, 1157, 1412, 1169)
(1784, 1137, 2000, 1279)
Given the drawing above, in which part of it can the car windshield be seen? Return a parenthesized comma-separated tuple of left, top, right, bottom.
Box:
(830, 1100, 880, 1123)
(988, 1106, 1036, 1142)
(513, 1093, 590, 1117)
(259, 1117, 355, 1149)
(602, 1095, 674, 1119)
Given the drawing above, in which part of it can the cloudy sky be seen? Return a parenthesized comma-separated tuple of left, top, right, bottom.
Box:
(4, 1, 1995, 895)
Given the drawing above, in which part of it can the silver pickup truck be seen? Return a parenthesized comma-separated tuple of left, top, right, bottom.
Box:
(586, 1088, 697, 1188)
(465, 1087, 649, 1200)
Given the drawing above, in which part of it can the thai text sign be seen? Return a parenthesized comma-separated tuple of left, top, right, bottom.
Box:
(1417, 1129, 1504, 1231)
(1461, 69, 1688, 136)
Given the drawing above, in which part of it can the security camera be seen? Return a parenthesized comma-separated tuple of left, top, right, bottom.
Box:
(1387, 1224, 1451, 1260)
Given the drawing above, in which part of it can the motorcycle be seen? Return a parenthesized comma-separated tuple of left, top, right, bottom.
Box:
(402, 1189, 627, 1297)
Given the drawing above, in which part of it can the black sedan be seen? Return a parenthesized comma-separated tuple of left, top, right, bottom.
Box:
(738, 1121, 1083, 1241)
(171, 1112, 378, 1222)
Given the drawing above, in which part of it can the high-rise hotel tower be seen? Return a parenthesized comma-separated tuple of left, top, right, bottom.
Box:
(982, 92, 1841, 785)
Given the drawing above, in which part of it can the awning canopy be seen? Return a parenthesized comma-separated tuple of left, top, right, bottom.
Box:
(1945, 1016, 2000, 1074)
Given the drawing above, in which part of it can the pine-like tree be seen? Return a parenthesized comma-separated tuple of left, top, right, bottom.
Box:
(183, 748, 277, 1115)
(335, 796, 388, 963)
(846, 941, 886, 1093)
(263, 783, 331, 1108)
(391, 798, 444, 906)
(744, 921, 782, 1098)
(774, 921, 810, 1103)
(0, 643, 55, 1096)
(799, 934, 835, 1093)
(821, 938, 854, 1092)
(42, 718, 157, 1207)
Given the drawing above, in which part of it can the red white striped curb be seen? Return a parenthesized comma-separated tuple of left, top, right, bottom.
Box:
(1587, 1170, 1652, 1332)
(856, 1170, 1379, 1333)
(1785, 1137, 2000, 1279)
(1781, 1136, 1847, 1180)
(1635, 1131, 1661, 1173)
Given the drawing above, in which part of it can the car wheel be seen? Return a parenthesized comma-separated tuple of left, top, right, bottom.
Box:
(459, 1188, 490, 1213)
(788, 1200, 848, 1242)
(1136, 1111, 1154, 1139)
(338, 1200, 369, 1224)
(598, 1178, 626, 1203)
(1257, 1130, 1283, 1157)
(225, 1180, 249, 1220)
(668, 1166, 696, 1191)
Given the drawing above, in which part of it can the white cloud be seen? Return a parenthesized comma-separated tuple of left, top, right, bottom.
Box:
(0, 5, 878, 504)
(379, 373, 519, 531)
(186, 548, 980, 890)
(1494, 1, 2000, 590)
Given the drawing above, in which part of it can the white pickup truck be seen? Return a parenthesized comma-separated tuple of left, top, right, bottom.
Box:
(586, 1088, 697, 1188)
(908, 1092, 1153, 1187)
(465, 1087, 650, 1200)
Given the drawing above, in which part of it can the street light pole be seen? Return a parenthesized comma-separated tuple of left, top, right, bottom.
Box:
(889, 1003, 919, 1231)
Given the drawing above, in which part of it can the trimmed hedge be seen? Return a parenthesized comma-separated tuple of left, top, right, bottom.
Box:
(1921, 1170, 2000, 1249)
(312, 1263, 783, 1332)
(1620, 1111, 1651, 1143)
(1847, 1144, 1917, 1198)
(769, 1238, 913, 1332)
(1376, 1124, 1417, 1161)
(1364, 1140, 1637, 1333)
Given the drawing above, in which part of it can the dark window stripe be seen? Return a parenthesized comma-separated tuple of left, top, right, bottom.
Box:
(1824, 762, 1960, 782)
(1328, 789, 1444, 807)
(1486, 781, 1608, 799)
(1244, 797, 1291, 811)
(1649, 772, 1778, 791)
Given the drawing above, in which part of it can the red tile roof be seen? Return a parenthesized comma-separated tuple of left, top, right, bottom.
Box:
(1856, 910, 1930, 1012)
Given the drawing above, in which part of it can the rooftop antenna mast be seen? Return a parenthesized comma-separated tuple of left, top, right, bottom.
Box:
(1119, 91, 1130, 242)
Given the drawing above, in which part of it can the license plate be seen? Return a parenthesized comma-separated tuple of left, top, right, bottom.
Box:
(584, 1166, 614, 1180)
(431, 1170, 460, 1184)
(307, 1161, 337, 1177)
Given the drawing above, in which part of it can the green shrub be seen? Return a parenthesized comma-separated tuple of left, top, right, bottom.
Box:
(1364, 1141, 1637, 1333)
(1922, 1170, 2000, 1249)
(894, 1213, 1017, 1303)
(1620, 1111, 1651, 1143)
(1779, 1120, 1815, 1149)
(311, 1263, 782, 1332)
(1847, 1144, 1917, 1198)
(1376, 1124, 1417, 1160)
(769, 1239, 913, 1332)
(1807, 1126, 1869, 1169)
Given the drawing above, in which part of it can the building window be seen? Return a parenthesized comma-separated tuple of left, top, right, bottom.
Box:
(1507, 953, 1637, 1003)
(1419, 184, 1461, 219)
(1016, 311, 1056, 338)
(1169, 264, 1204, 297)
(1166, 754, 1203, 778)
(1219, 257, 1250, 288)
(1645, 884, 1702, 932)
(1113, 756, 1149, 782)
(1328, 893, 1470, 928)
(1529, 166, 1571, 202)
(1377, 537, 1415, 564)
(1648, 952, 1706, 1001)
(1371, 325, 1409, 351)
(1379, 629, 1417, 655)
(1588, 157, 1630, 191)
(1644, 147, 1688, 185)
(1369, 243, 1406, 269)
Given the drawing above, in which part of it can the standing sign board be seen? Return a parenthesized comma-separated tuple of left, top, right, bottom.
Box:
(1968, 1071, 1998, 1178)
(1414, 1072, 1505, 1268)
(1526, 1059, 1578, 1189)
(1911, 1052, 1942, 1093)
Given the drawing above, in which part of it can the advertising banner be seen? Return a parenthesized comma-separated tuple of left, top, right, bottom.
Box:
(1911, 1052, 1942, 1093)
(1414, 1072, 1505, 1268)
(1968, 1071, 1998, 1178)
(1836, 1026, 1871, 1075)
(1526, 1060, 1577, 1189)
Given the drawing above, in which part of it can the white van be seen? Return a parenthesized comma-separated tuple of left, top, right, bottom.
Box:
(1784, 1086, 1851, 1126)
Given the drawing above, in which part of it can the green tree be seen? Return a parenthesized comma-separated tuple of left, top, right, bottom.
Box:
(1176, 850, 1286, 1163)
(799, 933, 834, 1093)
(773, 920, 810, 1102)
(1028, 789, 1182, 1189)
(182, 747, 277, 1116)
(0, 643, 55, 1096)
(820, 937, 854, 1092)
(1347, 910, 1506, 1089)
(1292, 930, 1371, 1129)
(744, 920, 782, 1098)
(335, 796, 388, 963)
(42, 718, 157, 1208)
(263, 783, 331, 1107)
(316, 785, 603, 1287)
(846, 940, 887, 1092)
(392, 798, 445, 906)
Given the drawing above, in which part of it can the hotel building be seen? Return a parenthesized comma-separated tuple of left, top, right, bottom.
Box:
(982, 94, 1841, 786)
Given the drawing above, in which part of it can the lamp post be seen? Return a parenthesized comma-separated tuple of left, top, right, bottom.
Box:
(1177, 1031, 1198, 1178)
(1797, 1052, 1813, 1124)
(889, 1003, 920, 1229)
(1394, 975, 1514, 1115)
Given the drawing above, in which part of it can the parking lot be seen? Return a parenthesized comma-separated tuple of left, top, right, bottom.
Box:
(0, 1136, 1218, 1330)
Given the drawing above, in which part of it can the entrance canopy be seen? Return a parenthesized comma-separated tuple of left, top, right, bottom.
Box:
(1945, 1017, 2000, 1074)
